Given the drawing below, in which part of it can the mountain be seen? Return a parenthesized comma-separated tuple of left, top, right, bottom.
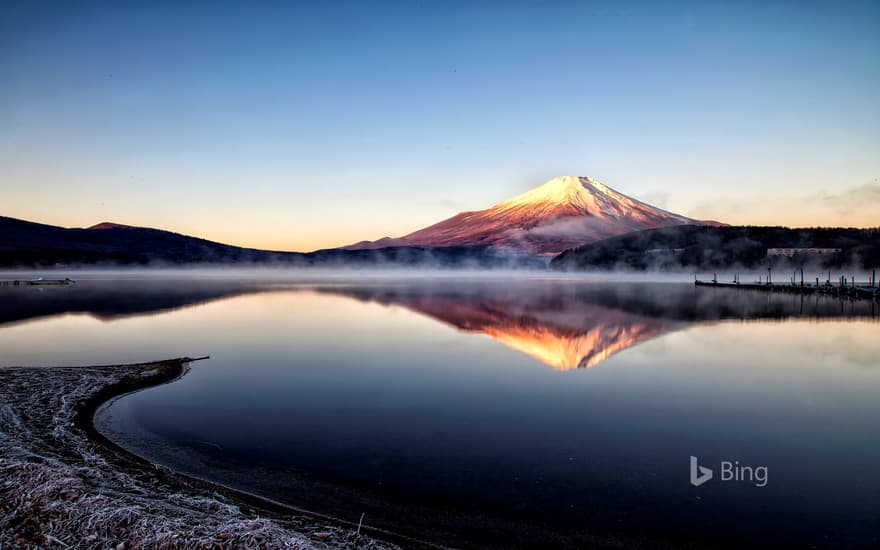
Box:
(0, 216, 299, 265)
(550, 225, 880, 271)
(345, 175, 715, 255)
(87, 222, 136, 230)
(0, 216, 544, 268)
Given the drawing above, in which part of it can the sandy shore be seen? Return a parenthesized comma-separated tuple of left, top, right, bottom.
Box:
(0, 358, 398, 549)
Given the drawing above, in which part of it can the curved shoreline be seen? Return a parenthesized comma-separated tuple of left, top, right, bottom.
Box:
(86, 363, 707, 550)
(0, 358, 403, 549)
(85, 358, 437, 549)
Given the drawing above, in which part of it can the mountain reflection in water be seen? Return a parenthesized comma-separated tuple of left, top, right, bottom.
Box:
(3, 277, 873, 370)
(324, 285, 681, 369)
(321, 281, 876, 369)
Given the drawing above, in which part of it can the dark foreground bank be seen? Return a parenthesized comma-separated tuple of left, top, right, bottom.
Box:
(0, 358, 399, 549)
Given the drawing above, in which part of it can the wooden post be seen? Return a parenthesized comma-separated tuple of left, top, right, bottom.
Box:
(800, 268, 804, 288)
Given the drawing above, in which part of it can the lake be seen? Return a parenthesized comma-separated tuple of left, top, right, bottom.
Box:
(1, 273, 878, 548)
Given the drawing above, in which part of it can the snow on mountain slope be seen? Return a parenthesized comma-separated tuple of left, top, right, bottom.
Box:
(346, 176, 712, 255)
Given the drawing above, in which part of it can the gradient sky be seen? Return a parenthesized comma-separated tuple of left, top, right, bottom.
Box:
(2, 0, 878, 252)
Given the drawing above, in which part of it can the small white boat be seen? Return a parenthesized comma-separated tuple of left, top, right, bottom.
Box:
(27, 277, 76, 286)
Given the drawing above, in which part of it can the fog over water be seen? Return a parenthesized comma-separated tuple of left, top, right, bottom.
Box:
(3, 266, 876, 283)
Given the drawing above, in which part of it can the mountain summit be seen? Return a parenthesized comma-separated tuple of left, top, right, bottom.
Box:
(346, 176, 710, 254)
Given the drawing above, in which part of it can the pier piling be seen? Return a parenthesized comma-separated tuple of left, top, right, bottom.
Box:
(695, 272, 879, 302)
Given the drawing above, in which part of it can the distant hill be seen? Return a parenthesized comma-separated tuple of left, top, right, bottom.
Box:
(345, 176, 720, 255)
(550, 225, 880, 271)
(0, 216, 544, 268)
(0, 216, 298, 265)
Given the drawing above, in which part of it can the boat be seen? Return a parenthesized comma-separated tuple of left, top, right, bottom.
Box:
(27, 277, 76, 286)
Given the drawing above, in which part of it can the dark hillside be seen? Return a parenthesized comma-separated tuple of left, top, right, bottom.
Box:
(551, 226, 880, 271)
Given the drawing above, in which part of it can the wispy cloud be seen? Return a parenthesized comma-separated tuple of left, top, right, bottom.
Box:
(638, 191, 669, 210)
(689, 180, 880, 227)
(805, 181, 880, 217)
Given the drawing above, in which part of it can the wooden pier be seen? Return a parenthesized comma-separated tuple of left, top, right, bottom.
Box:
(695, 269, 879, 301)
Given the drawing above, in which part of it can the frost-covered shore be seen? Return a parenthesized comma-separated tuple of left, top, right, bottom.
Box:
(0, 358, 395, 549)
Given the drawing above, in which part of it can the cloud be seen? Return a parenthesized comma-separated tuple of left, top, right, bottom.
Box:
(424, 199, 467, 210)
(638, 191, 669, 209)
(806, 181, 880, 217)
(689, 180, 880, 227)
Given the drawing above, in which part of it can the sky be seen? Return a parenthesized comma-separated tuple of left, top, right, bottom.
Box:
(1, 0, 878, 252)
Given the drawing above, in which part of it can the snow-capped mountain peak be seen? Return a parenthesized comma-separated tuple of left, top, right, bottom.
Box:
(500, 176, 608, 208)
(345, 175, 712, 255)
(497, 176, 682, 221)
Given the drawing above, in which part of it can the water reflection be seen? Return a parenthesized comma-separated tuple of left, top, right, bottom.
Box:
(323, 281, 876, 369)
(4, 277, 877, 547)
(2, 278, 875, 370)
(0, 279, 266, 327)
(326, 284, 679, 369)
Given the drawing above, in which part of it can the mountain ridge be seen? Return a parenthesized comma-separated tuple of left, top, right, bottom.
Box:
(0, 215, 544, 268)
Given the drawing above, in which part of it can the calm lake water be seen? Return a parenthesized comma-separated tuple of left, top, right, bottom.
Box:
(1, 274, 878, 548)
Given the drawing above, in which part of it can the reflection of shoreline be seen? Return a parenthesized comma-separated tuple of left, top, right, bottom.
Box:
(2, 279, 876, 370)
(322, 283, 877, 369)
(0, 281, 269, 328)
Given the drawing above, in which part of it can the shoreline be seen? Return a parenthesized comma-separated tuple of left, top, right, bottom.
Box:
(0, 357, 406, 549)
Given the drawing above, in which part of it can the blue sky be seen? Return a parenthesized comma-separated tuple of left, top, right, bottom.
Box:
(2, 0, 878, 250)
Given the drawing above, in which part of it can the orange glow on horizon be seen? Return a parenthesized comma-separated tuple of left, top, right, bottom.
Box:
(4, 185, 877, 253)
